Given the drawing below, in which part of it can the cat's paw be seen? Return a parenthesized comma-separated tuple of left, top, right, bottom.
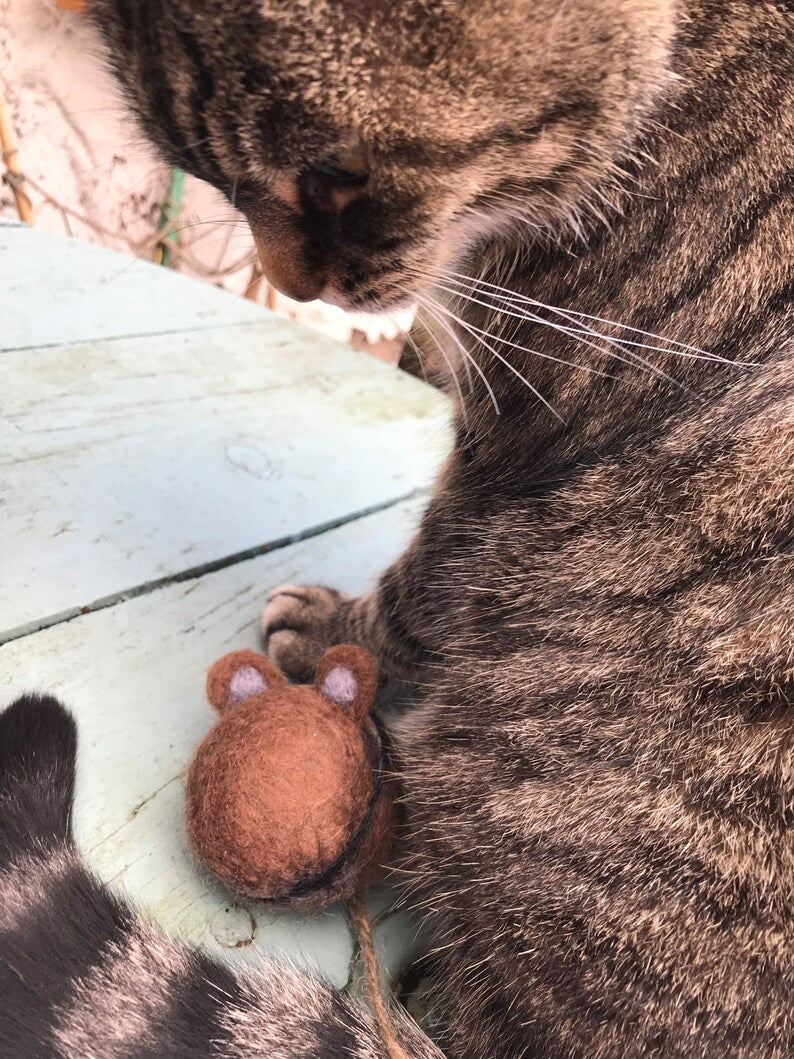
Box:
(262, 584, 347, 683)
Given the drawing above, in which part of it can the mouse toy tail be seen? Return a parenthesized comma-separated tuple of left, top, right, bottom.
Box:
(348, 895, 413, 1059)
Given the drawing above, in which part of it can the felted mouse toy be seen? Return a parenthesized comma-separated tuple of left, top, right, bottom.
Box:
(186, 645, 412, 1059)
(186, 644, 397, 910)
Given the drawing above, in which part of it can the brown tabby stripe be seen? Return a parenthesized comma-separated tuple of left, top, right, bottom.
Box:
(34, 1, 794, 1056)
(132, 5, 190, 159)
(0, 849, 74, 935)
(0, 856, 134, 1053)
(51, 925, 191, 1057)
(660, 171, 794, 316)
(388, 100, 600, 169)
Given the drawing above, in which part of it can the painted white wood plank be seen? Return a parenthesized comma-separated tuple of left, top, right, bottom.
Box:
(0, 226, 265, 352)
(2, 319, 451, 636)
(0, 499, 425, 985)
(0, 215, 25, 227)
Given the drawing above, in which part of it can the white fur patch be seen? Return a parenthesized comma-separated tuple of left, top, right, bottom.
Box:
(229, 665, 269, 703)
(0, 847, 74, 933)
(321, 665, 357, 706)
(52, 920, 189, 1058)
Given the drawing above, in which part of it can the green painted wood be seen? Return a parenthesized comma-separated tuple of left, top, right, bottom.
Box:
(0, 225, 264, 352)
(1, 499, 424, 984)
(2, 233, 451, 637)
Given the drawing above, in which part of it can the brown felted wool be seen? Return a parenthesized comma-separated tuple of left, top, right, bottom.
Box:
(186, 644, 396, 909)
(205, 649, 286, 711)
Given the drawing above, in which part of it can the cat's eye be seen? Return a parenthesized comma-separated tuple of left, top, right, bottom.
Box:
(309, 161, 368, 186)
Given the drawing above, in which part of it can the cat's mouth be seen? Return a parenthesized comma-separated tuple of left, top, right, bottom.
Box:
(317, 286, 354, 311)
(252, 232, 414, 314)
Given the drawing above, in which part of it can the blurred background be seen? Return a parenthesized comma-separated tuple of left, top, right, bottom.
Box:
(0, 0, 416, 365)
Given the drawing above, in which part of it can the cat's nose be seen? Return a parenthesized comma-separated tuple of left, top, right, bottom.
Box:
(253, 235, 326, 303)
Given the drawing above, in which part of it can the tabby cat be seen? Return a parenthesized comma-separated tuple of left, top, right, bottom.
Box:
(3, 0, 794, 1055)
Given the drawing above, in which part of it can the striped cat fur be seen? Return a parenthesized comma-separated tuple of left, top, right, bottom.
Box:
(0, 695, 440, 1058)
(4, 1, 794, 1056)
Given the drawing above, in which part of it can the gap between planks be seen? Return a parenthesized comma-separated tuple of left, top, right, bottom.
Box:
(1, 489, 425, 646)
(0, 315, 273, 356)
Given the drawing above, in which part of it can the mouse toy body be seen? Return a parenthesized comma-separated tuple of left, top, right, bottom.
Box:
(186, 645, 397, 909)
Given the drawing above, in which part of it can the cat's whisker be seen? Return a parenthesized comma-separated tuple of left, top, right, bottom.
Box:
(409, 299, 470, 423)
(438, 267, 758, 367)
(166, 218, 251, 238)
(421, 293, 566, 424)
(423, 276, 684, 391)
(402, 330, 432, 386)
(414, 293, 501, 417)
(436, 266, 709, 363)
(489, 289, 702, 386)
(423, 291, 622, 384)
(471, 281, 748, 372)
(443, 279, 690, 390)
(436, 301, 476, 394)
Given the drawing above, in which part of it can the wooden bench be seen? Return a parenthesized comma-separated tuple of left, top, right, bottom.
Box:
(0, 219, 450, 986)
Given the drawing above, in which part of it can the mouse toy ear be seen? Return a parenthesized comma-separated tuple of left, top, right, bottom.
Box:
(206, 649, 287, 712)
(314, 645, 378, 722)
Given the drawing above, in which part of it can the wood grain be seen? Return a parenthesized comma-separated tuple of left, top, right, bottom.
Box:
(3, 311, 450, 637)
(5, 226, 439, 990)
(1, 499, 425, 983)
(0, 225, 265, 352)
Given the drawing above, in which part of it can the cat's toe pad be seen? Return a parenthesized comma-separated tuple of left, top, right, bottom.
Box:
(262, 584, 346, 682)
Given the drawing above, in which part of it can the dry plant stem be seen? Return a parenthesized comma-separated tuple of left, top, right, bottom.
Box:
(3, 89, 259, 292)
(348, 896, 413, 1059)
(0, 82, 33, 223)
(244, 260, 279, 307)
(25, 172, 180, 261)
(245, 261, 266, 301)
(170, 241, 256, 279)
(23, 173, 124, 241)
(23, 171, 254, 279)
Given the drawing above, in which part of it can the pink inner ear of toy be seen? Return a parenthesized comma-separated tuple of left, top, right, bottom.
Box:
(322, 665, 357, 705)
(228, 665, 269, 703)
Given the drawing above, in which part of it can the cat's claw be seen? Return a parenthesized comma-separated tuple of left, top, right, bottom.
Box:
(262, 584, 347, 683)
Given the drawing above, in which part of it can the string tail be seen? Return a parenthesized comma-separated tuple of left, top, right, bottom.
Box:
(347, 895, 413, 1059)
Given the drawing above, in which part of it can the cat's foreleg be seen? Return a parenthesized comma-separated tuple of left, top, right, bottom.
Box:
(263, 518, 445, 684)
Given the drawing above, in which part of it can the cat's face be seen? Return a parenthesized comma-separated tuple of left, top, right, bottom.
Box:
(94, 0, 676, 310)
